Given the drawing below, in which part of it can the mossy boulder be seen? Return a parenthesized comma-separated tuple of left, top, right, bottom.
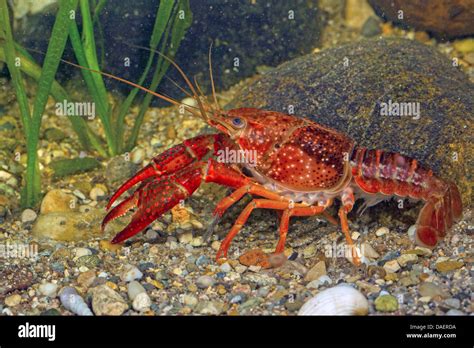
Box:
(17, 0, 323, 96)
(368, 0, 474, 39)
(231, 38, 473, 206)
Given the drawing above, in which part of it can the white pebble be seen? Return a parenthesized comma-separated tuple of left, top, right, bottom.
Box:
(73, 247, 92, 258)
(351, 231, 360, 240)
(72, 189, 86, 200)
(407, 225, 417, 241)
(0, 170, 12, 181)
(132, 292, 151, 312)
(196, 275, 214, 289)
(183, 294, 198, 306)
(178, 232, 193, 244)
(39, 282, 58, 297)
(234, 265, 247, 274)
(191, 236, 204, 247)
(127, 281, 146, 301)
(120, 264, 143, 282)
(248, 265, 262, 272)
(211, 240, 221, 251)
(383, 260, 401, 273)
(21, 209, 37, 223)
(219, 262, 232, 273)
(375, 227, 389, 237)
(131, 148, 145, 164)
(89, 187, 105, 201)
(306, 275, 333, 289)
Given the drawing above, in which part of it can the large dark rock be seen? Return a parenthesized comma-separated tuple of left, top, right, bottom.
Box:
(230, 38, 473, 206)
(368, 0, 474, 39)
(15, 0, 323, 98)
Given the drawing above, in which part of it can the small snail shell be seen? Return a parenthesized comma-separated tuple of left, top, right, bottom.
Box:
(59, 286, 93, 316)
(298, 284, 369, 315)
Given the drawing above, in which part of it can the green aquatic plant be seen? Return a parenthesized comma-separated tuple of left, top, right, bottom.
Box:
(69, 0, 192, 155)
(0, 0, 191, 207)
(0, 0, 79, 207)
(50, 157, 101, 178)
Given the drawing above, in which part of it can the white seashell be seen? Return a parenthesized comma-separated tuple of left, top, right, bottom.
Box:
(298, 284, 369, 316)
(59, 287, 93, 316)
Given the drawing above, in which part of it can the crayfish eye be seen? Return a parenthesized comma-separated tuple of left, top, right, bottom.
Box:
(231, 117, 245, 128)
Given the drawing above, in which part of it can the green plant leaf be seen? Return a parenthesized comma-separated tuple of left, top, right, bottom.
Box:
(0, 0, 31, 137)
(23, 0, 79, 207)
(114, 0, 175, 153)
(50, 157, 101, 177)
(126, 0, 192, 151)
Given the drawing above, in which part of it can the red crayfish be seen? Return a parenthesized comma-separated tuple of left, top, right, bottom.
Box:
(91, 51, 463, 266)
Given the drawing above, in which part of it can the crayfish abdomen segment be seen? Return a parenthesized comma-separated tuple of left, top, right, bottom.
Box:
(350, 147, 463, 247)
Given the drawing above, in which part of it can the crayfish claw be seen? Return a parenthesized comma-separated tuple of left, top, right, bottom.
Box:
(101, 193, 138, 232)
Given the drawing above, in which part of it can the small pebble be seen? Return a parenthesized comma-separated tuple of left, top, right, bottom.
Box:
(435, 261, 464, 273)
(243, 273, 277, 287)
(361, 16, 381, 37)
(73, 247, 92, 258)
(375, 227, 389, 237)
(5, 294, 21, 307)
(191, 236, 204, 247)
(92, 285, 128, 316)
(446, 309, 465, 316)
(89, 186, 106, 201)
(407, 225, 417, 242)
(39, 283, 58, 297)
(127, 281, 146, 301)
(211, 240, 221, 251)
(196, 255, 210, 267)
(361, 243, 380, 259)
(77, 270, 96, 288)
(21, 209, 37, 223)
(131, 148, 145, 164)
(397, 253, 418, 267)
(183, 294, 198, 307)
(132, 292, 151, 312)
(196, 275, 215, 289)
(234, 265, 247, 274)
(120, 264, 143, 282)
(178, 231, 193, 244)
(419, 282, 449, 299)
(444, 298, 461, 309)
(306, 275, 332, 289)
(374, 295, 398, 312)
(219, 262, 232, 273)
(304, 260, 326, 282)
(383, 260, 400, 273)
